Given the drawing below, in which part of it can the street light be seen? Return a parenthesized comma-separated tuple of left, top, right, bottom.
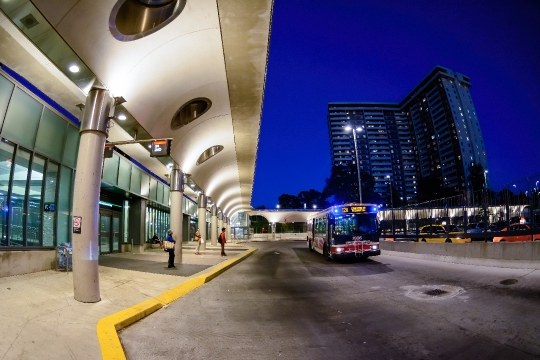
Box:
(276, 204, 280, 209)
(386, 175, 394, 236)
(344, 125, 363, 203)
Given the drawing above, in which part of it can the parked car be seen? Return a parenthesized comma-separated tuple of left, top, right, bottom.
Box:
(419, 225, 471, 243)
(466, 222, 488, 233)
(493, 223, 540, 242)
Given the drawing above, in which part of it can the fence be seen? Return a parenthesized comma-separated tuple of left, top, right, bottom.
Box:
(379, 175, 540, 241)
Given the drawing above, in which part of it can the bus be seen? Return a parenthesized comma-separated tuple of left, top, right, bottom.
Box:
(307, 203, 380, 261)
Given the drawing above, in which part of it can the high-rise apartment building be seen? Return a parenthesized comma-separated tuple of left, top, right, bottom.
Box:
(328, 66, 488, 203)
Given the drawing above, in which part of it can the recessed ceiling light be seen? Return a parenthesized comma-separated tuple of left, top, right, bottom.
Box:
(69, 65, 80, 73)
(117, 114, 127, 120)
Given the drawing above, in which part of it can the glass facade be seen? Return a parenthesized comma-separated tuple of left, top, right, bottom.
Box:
(0, 69, 176, 251)
(146, 206, 170, 242)
(0, 71, 76, 247)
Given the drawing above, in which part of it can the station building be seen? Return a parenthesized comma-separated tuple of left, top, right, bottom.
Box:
(0, 0, 272, 284)
(328, 66, 489, 203)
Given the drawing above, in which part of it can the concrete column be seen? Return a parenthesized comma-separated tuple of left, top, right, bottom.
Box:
(170, 165, 184, 262)
(72, 87, 114, 303)
(210, 205, 218, 246)
(218, 211, 223, 236)
(226, 216, 231, 242)
(197, 193, 207, 251)
(128, 197, 147, 253)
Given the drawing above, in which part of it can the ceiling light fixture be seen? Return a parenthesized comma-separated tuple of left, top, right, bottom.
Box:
(69, 65, 80, 73)
(117, 114, 127, 120)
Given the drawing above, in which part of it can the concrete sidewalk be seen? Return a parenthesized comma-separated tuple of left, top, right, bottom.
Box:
(0, 242, 248, 360)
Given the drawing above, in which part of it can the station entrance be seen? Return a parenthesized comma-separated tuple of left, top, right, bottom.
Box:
(99, 209, 122, 254)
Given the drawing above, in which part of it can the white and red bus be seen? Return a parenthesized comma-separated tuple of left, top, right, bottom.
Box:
(307, 203, 380, 260)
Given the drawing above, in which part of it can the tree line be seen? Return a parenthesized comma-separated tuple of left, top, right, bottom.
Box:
(255, 163, 489, 210)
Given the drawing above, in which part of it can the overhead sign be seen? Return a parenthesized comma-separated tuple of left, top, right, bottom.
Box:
(104, 144, 114, 158)
(150, 139, 171, 157)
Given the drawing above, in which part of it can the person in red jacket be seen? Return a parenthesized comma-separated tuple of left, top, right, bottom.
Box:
(218, 227, 227, 257)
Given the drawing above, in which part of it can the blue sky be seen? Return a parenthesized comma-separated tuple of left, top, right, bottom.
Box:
(252, 0, 540, 208)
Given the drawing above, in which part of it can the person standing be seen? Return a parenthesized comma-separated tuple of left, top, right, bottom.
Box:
(194, 228, 202, 255)
(218, 227, 226, 257)
(165, 229, 176, 268)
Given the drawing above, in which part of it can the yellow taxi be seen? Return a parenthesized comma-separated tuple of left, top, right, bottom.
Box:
(418, 225, 471, 243)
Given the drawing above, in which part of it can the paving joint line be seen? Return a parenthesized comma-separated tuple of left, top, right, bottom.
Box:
(96, 247, 257, 360)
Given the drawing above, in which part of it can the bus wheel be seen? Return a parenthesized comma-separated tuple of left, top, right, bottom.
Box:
(445, 238, 452, 243)
(323, 245, 332, 261)
(421, 239, 427, 242)
(309, 240, 314, 252)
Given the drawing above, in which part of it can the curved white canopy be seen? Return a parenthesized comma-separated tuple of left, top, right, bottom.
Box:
(0, 0, 273, 217)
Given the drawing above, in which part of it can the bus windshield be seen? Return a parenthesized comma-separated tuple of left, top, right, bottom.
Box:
(333, 213, 378, 244)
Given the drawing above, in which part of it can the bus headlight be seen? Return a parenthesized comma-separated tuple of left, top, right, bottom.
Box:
(336, 247, 343, 253)
(371, 245, 378, 250)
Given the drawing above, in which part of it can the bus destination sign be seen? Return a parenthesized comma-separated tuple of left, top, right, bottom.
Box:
(342, 206, 367, 213)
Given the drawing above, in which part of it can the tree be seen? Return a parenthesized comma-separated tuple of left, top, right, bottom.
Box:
(323, 164, 376, 205)
(277, 193, 301, 209)
(416, 177, 455, 202)
(249, 215, 269, 233)
(468, 163, 486, 193)
(297, 189, 329, 209)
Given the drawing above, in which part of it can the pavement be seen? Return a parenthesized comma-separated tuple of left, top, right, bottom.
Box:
(121, 241, 540, 360)
(0, 241, 249, 360)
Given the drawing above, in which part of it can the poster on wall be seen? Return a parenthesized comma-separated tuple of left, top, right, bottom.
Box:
(73, 216, 82, 234)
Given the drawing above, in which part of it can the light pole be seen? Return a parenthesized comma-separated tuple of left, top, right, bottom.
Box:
(345, 125, 363, 203)
(386, 175, 394, 236)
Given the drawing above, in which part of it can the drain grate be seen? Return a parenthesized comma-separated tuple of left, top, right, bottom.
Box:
(424, 289, 449, 296)
(499, 279, 518, 285)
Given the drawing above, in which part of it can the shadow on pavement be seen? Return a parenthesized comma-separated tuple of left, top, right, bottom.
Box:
(99, 255, 210, 276)
(292, 247, 394, 276)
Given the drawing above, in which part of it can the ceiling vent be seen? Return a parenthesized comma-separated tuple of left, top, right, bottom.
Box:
(20, 14, 39, 29)
(171, 98, 211, 130)
(109, 0, 186, 42)
(197, 145, 224, 166)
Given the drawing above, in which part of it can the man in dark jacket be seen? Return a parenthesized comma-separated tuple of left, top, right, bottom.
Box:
(165, 229, 176, 268)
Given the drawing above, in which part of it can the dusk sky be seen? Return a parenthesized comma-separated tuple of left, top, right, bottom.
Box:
(251, 0, 540, 209)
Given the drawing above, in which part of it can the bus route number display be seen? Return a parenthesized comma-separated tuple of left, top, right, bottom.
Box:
(342, 206, 366, 213)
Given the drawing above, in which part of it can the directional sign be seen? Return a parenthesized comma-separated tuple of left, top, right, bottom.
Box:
(150, 139, 171, 157)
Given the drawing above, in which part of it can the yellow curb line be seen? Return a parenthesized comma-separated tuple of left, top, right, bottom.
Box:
(97, 247, 257, 360)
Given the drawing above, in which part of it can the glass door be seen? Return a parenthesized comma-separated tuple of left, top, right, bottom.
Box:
(112, 215, 120, 252)
(100, 213, 111, 253)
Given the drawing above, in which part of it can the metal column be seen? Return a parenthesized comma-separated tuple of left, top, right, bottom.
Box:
(170, 165, 184, 262)
(72, 87, 114, 303)
(210, 204, 218, 246)
(198, 193, 207, 251)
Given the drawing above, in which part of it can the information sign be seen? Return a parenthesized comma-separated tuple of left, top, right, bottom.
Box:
(73, 216, 82, 234)
(104, 144, 114, 158)
(150, 139, 171, 157)
(44, 202, 55, 212)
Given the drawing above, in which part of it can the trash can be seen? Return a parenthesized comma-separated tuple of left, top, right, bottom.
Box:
(57, 242, 72, 271)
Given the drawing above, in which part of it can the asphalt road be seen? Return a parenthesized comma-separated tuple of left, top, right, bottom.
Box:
(120, 241, 540, 360)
